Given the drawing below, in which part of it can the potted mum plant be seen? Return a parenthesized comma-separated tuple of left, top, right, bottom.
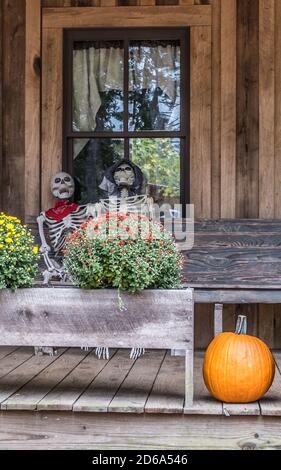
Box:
(63, 212, 183, 294)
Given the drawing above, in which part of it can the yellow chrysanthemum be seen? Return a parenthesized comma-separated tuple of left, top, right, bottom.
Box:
(5, 238, 13, 243)
(6, 223, 14, 230)
(0, 244, 3, 249)
(32, 246, 39, 254)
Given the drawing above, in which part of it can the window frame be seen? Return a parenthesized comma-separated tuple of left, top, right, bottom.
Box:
(63, 27, 190, 206)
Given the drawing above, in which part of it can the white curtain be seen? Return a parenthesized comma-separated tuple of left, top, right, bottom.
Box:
(73, 43, 180, 158)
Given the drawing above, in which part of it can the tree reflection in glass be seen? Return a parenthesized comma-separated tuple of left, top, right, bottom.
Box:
(129, 40, 180, 131)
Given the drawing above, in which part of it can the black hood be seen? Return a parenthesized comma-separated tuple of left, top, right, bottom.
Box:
(99, 159, 144, 197)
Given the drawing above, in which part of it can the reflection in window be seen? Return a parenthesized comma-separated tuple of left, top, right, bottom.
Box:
(129, 40, 180, 131)
(130, 138, 180, 205)
(73, 41, 124, 132)
(73, 139, 123, 204)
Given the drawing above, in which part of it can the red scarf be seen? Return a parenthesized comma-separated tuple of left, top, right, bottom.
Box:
(45, 200, 79, 222)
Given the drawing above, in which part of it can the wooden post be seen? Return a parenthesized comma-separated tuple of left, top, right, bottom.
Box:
(185, 349, 193, 408)
(214, 303, 223, 336)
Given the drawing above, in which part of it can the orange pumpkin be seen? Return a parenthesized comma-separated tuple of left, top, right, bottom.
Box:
(203, 315, 275, 403)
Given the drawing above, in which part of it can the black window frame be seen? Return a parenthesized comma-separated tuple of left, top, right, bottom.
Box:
(63, 27, 190, 206)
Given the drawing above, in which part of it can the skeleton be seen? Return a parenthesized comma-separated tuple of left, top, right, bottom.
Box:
(89, 160, 154, 219)
(87, 161, 155, 360)
(37, 172, 88, 284)
(37, 168, 151, 360)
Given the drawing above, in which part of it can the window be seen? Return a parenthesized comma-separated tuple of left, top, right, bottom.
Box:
(63, 28, 190, 208)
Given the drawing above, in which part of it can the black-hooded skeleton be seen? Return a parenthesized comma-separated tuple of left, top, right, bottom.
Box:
(99, 159, 145, 198)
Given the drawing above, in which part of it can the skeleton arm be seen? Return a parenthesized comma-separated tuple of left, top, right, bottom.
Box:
(87, 202, 102, 218)
(37, 214, 51, 253)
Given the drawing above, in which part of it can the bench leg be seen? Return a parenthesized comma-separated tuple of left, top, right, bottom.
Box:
(171, 349, 186, 356)
(214, 303, 223, 337)
(184, 349, 193, 408)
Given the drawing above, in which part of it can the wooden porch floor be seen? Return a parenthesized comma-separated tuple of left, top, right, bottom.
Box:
(0, 347, 280, 415)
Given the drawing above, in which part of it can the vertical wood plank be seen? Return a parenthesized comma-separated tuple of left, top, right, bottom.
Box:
(2, 0, 26, 220)
(184, 348, 193, 408)
(25, 0, 41, 221)
(190, 26, 211, 218)
(235, 0, 259, 341)
(211, 0, 221, 218)
(274, 304, 281, 349)
(259, 0, 275, 218)
(178, 0, 194, 5)
(274, 0, 281, 217)
(0, 0, 3, 212)
(100, 0, 116, 5)
(42, 1, 66, 5)
(41, 28, 63, 210)
(236, 0, 259, 218)
(214, 303, 223, 336)
(258, 304, 274, 347)
(223, 304, 237, 333)
(188, 13, 212, 352)
(72, 1, 100, 5)
(42, 1, 101, 5)
(194, 304, 213, 349)
(220, 0, 236, 217)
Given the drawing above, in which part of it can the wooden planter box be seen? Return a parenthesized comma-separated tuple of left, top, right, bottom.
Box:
(0, 287, 194, 406)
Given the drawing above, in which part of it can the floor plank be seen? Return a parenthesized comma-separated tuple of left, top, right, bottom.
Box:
(109, 349, 166, 413)
(0, 347, 35, 380)
(184, 351, 222, 415)
(145, 352, 184, 413)
(2, 348, 87, 410)
(0, 347, 19, 361)
(259, 351, 281, 416)
(0, 349, 66, 408)
(223, 401, 260, 416)
(38, 349, 113, 411)
(73, 349, 134, 413)
(1, 412, 281, 450)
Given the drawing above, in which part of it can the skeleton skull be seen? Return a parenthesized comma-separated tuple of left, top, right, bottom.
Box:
(51, 172, 75, 200)
(113, 163, 135, 188)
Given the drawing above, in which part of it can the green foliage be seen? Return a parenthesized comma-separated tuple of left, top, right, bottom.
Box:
(0, 213, 40, 289)
(131, 138, 180, 199)
(64, 212, 183, 292)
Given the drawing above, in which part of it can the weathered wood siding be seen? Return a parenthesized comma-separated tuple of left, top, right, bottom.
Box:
(1, 0, 281, 347)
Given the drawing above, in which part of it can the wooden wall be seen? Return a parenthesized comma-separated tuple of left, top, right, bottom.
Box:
(1, 0, 281, 347)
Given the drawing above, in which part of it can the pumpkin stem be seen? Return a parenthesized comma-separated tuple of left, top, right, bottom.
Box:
(235, 315, 247, 334)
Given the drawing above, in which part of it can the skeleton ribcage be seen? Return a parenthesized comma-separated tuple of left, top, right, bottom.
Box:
(89, 195, 154, 218)
(43, 205, 88, 254)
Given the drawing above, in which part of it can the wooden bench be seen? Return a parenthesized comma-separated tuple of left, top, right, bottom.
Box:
(182, 218, 281, 336)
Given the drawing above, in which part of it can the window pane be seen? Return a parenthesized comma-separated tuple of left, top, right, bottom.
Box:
(73, 41, 124, 132)
(73, 138, 124, 204)
(129, 40, 180, 131)
(130, 138, 181, 205)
